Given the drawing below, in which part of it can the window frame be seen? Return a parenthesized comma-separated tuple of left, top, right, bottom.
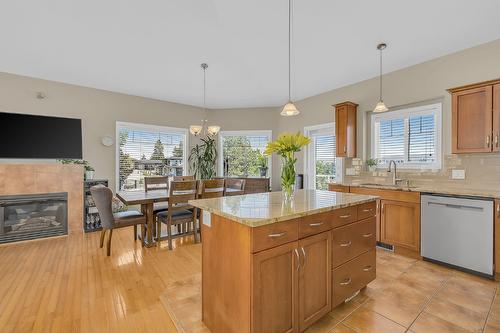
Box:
(217, 130, 272, 178)
(370, 102, 442, 170)
(303, 123, 342, 190)
(115, 121, 188, 192)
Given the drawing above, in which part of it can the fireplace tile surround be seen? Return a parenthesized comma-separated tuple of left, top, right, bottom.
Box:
(0, 164, 83, 241)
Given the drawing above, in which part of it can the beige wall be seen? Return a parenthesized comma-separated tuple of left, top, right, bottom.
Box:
(0, 72, 203, 190)
(276, 38, 500, 185)
(1, 38, 499, 191)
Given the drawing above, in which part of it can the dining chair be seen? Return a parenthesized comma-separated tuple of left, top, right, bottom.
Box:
(224, 178, 246, 196)
(156, 180, 198, 250)
(90, 185, 146, 256)
(144, 176, 169, 213)
(173, 175, 195, 181)
(200, 179, 226, 199)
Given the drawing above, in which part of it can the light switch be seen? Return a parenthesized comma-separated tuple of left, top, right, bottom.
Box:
(451, 169, 466, 180)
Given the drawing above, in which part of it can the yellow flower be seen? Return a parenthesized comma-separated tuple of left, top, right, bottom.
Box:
(264, 132, 311, 156)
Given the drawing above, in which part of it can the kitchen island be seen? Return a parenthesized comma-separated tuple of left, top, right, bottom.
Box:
(189, 189, 378, 333)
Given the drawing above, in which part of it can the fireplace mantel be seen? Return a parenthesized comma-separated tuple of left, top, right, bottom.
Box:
(0, 164, 83, 236)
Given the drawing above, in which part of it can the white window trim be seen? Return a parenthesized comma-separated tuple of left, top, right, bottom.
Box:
(115, 121, 189, 192)
(370, 102, 442, 170)
(217, 130, 272, 177)
(303, 123, 342, 189)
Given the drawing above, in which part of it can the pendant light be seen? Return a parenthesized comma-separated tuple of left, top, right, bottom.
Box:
(280, 0, 299, 116)
(373, 43, 389, 113)
(190, 63, 220, 136)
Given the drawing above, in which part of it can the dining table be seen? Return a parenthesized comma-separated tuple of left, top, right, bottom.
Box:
(116, 188, 243, 247)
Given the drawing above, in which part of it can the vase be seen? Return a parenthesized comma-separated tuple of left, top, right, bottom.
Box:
(281, 154, 296, 201)
(85, 170, 94, 180)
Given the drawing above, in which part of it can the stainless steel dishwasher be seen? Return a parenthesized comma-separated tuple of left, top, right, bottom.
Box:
(421, 194, 493, 277)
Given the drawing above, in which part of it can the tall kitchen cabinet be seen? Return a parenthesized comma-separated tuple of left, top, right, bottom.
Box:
(449, 79, 500, 153)
(334, 101, 358, 157)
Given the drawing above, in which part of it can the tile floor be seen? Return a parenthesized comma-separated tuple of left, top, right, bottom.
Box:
(162, 248, 500, 333)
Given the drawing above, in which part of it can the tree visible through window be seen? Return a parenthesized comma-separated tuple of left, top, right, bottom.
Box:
(304, 123, 336, 190)
(220, 132, 271, 178)
(117, 122, 187, 191)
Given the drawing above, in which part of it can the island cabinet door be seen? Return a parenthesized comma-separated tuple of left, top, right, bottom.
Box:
(380, 199, 420, 252)
(298, 231, 331, 331)
(252, 241, 299, 333)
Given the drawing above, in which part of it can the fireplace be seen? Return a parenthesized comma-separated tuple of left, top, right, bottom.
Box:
(0, 192, 68, 244)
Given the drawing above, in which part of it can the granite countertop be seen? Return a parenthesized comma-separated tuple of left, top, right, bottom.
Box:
(331, 181, 500, 199)
(189, 189, 378, 227)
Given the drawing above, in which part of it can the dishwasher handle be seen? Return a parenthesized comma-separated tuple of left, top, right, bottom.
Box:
(427, 201, 484, 212)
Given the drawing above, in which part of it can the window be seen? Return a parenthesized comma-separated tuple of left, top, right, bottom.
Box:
(371, 102, 442, 169)
(218, 131, 272, 178)
(116, 122, 187, 191)
(304, 123, 338, 190)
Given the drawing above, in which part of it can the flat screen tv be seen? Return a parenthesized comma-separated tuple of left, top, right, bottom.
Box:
(0, 112, 82, 159)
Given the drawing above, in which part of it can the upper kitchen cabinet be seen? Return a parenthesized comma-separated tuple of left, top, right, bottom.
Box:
(449, 78, 500, 153)
(334, 101, 357, 157)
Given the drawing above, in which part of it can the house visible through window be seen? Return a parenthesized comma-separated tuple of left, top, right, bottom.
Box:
(371, 102, 442, 169)
(218, 131, 272, 178)
(304, 123, 337, 190)
(116, 122, 187, 191)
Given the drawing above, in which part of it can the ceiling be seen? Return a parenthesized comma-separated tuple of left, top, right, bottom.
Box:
(1, 0, 500, 108)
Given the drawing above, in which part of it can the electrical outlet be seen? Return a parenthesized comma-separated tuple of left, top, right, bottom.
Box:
(451, 169, 466, 180)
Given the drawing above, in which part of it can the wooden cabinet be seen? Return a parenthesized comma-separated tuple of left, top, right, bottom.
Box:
(493, 84, 500, 152)
(380, 199, 420, 252)
(328, 184, 350, 193)
(252, 241, 299, 333)
(298, 232, 331, 331)
(449, 78, 500, 154)
(334, 101, 357, 157)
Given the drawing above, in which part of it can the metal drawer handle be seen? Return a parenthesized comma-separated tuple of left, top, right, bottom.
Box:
(339, 241, 352, 247)
(363, 265, 373, 272)
(362, 233, 373, 238)
(340, 278, 352, 286)
(268, 232, 286, 238)
(309, 222, 324, 227)
(301, 247, 306, 267)
(340, 214, 351, 219)
(362, 209, 373, 212)
(294, 248, 300, 271)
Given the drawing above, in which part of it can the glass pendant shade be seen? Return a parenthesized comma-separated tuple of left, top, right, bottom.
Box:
(281, 102, 300, 116)
(189, 125, 203, 136)
(207, 125, 220, 136)
(373, 100, 389, 113)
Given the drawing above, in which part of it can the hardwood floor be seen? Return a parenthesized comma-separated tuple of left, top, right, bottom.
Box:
(2, 228, 500, 332)
(0, 228, 200, 333)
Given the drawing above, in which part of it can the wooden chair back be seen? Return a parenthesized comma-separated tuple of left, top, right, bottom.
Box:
(168, 180, 198, 211)
(173, 175, 195, 181)
(144, 176, 169, 192)
(90, 185, 114, 229)
(224, 178, 246, 196)
(200, 179, 225, 199)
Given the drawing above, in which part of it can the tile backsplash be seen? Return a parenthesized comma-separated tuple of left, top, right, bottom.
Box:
(344, 154, 500, 191)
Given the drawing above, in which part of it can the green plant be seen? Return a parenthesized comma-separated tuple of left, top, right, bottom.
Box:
(366, 158, 378, 168)
(257, 153, 268, 169)
(59, 159, 94, 171)
(264, 132, 311, 199)
(188, 136, 217, 180)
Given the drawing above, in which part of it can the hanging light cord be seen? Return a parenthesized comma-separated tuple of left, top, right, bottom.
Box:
(288, 0, 292, 102)
(379, 47, 383, 101)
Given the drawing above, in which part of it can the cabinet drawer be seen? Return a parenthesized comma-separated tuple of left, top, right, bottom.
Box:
(252, 219, 298, 253)
(357, 201, 376, 220)
(332, 206, 358, 228)
(332, 249, 376, 307)
(328, 184, 350, 193)
(332, 217, 376, 267)
(299, 212, 332, 238)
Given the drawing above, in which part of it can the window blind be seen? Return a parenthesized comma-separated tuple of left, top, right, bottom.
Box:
(372, 103, 441, 169)
(314, 134, 336, 190)
(117, 123, 186, 191)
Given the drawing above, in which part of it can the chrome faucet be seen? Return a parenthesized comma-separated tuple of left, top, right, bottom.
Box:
(387, 160, 398, 185)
